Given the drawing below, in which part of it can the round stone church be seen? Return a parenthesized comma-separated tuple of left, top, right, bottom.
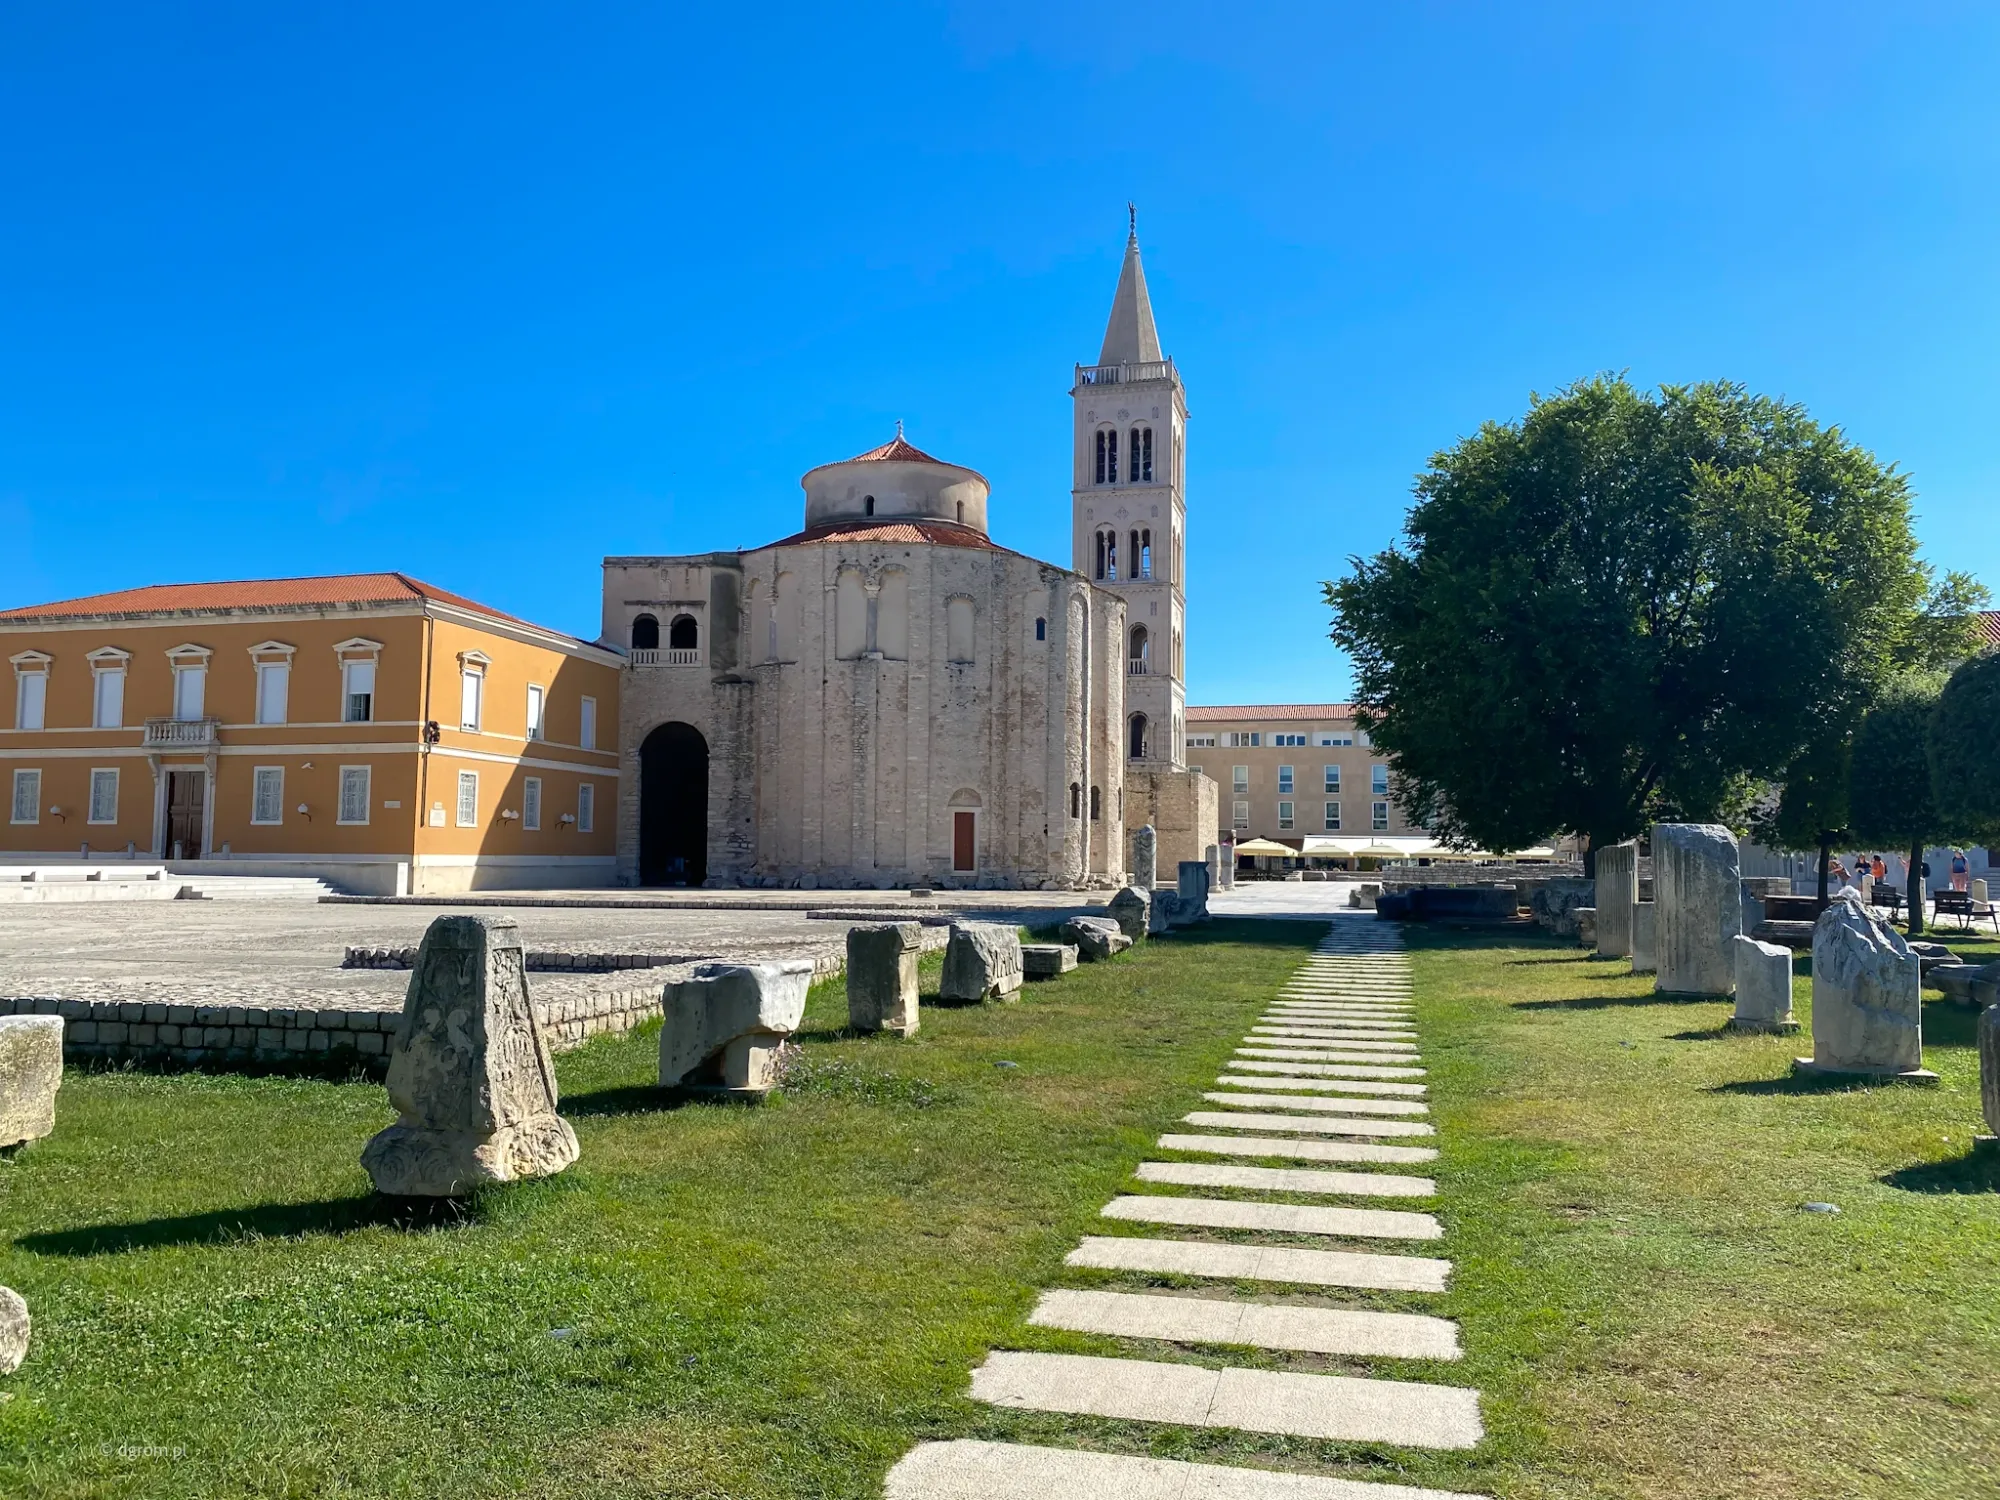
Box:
(602, 229, 1215, 888)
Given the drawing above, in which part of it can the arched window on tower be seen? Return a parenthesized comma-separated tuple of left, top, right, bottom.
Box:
(1132, 426, 1153, 482)
(668, 614, 699, 651)
(1035, 617, 1046, 641)
(1094, 430, 1107, 485)
(1129, 712, 1149, 760)
(1094, 528, 1118, 582)
(1106, 428, 1118, 484)
(1139, 529, 1153, 580)
(956, 500, 965, 524)
(1070, 782, 1081, 819)
(631, 614, 659, 651)
(1129, 623, 1149, 674)
(1090, 784, 1101, 821)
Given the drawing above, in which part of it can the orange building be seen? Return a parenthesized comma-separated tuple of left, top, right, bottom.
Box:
(1, 574, 621, 894)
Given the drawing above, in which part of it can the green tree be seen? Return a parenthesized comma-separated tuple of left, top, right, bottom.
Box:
(1750, 733, 1852, 902)
(1848, 674, 1984, 935)
(1928, 650, 2000, 839)
(1328, 375, 1977, 864)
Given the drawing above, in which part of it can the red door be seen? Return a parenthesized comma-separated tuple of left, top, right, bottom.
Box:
(952, 811, 975, 872)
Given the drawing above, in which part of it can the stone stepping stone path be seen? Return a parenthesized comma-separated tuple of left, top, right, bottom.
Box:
(890, 920, 1490, 1496)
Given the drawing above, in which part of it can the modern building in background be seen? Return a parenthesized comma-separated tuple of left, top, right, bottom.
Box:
(0, 574, 620, 893)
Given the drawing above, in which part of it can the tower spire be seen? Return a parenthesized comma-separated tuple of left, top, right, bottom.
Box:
(1098, 213, 1162, 366)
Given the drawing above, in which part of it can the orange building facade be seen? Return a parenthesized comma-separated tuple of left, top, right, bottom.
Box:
(1, 574, 621, 894)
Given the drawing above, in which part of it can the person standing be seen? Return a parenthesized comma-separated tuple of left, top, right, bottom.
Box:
(1951, 849, 1970, 892)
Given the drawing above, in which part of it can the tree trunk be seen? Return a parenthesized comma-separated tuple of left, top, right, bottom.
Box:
(1816, 834, 1831, 904)
(1906, 837, 1925, 936)
(1582, 840, 1597, 879)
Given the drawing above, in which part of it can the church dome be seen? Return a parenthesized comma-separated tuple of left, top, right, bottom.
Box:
(801, 433, 991, 534)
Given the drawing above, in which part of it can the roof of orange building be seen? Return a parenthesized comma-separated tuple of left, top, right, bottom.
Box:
(1188, 703, 1357, 722)
(0, 571, 588, 644)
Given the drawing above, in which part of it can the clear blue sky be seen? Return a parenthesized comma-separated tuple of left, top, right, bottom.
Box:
(3, 4, 1995, 704)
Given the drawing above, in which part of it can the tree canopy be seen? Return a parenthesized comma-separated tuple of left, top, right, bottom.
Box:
(1327, 375, 1977, 856)
(1927, 651, 2000, 839)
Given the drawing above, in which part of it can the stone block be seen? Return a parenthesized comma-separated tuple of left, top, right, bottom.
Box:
(1064, 914, 1132, 962)
(846, 923, 921, 1036)
(939, 922, 1024, 1002)
(0, 1015, 64, 1149)
(1574, 908, 1598, 947)
(0, 1285, 27, 1375)
(361, 915, 580, 1196)
(1205, 844, 1223, 894)
(660, 959, 814, 1092)
(1981, 1005, 2000, 1139)
(1595, 842, 1639, 957)
(1147, 890, 1181, 934)
(1654, 823, 1741, 996)
(1105, 886, 1151, 941)
(1132, 824, 1157, 891)
(1177, 860, 1211, 921)
(1729, 935, 1798, 1031)
(1022, 943, 1077, 979)
(67, 1021, 96, 1045)
(1798, 892, 1931, 1080)
(1632, 900, 1657, 974)
(1530, 879, 1595, 938)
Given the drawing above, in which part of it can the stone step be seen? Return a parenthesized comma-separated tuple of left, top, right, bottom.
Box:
(1217, 1073, 1428, 1097)
(1102, 1194, 1441, 1241)
(1253, 1026, 1420, 1040)
(1184, 1111, 1436, 1139)
(1204, 1091, 1428, 1117)
(1239, 1047, 1422, 1065)
(1135, 1160, 1435, 1198)
(968, 1351, 1482, 1449)
(1242, 1040, 1421, 1056)
(1029, 1288, 1463, 1359)
(884, 1439, 1492, 1499)
(1159, 1132, 1437, 1165)
(1229, 1059, 1427, 1080)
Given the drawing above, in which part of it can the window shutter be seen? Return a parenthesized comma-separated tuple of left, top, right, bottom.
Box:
(457, 771, 478, 826)
(95, 670, 126, 729)
(577, 782, 595, 833)
(90, 769, 118, 823)
(522, 777, 542, 831)
(344, 660, 375, 723)
(17, 673, 46, 731)
(257, 664, 289, 725)
(461, 671, 482, 730)
(253, 768, 282, 823)
(340, 767, 370, 824)
(12, 770, 40, 822)
(579, 697, 597, 751)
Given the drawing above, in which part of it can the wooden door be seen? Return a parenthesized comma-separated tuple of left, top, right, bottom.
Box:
(952, 811, 975, 872)
(166, 770, 205, 859)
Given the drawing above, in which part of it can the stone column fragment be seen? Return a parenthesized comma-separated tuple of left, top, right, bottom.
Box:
(939, 922, 1024, 1001)
(0, 1015, 63, 1149)
(1797, 891, 1931, 1080)
(662, 959, 815, 1092)
(0, 1286, 27, 1375)
(1729, 935, 1798, 1032)
(1654, 823, 1741, 996)
(1132, 825, 1158, 891)
(361, 915, 580, 1197)
(847, 923, 921, 1036)
(1595, 841, 1639, 957)
(1632, 901, 1657, 974)
(1106, 886, 1151, 941)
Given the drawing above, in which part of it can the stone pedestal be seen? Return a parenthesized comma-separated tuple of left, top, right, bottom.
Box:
(1595, 841, 1639, 957)
(1132, 825, 1158, 891)
(1106, 886, 1151, 942)
(662, 959, 814, 1092)
(0, 1015, 64, 1150)
(1530, 879, 1595, 938)
(1176, 861, 1211, 923)
(1980, 1006, 2000, 1143)
(1205, 844, 1222, 895)
(1632, 901, 1657, 974)
(1728, 935, 1798, 1032)
(1574, 907, 1598, 948)
(939, 922, 1024, 1001)
(0, 1286, 27, 1375)
(361, 916, 580, 1196)
(1064, 914, 1131, 961)
(1022, 943, 1077, 979)
(1795, 892, 1934, 1082)
(847, 923, 921, 1036)
(1654, 823, 1741, 996)
(1972, 877, 1989, 904)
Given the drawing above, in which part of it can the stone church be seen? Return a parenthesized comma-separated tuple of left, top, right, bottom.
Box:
(601, 227, 1216, 888)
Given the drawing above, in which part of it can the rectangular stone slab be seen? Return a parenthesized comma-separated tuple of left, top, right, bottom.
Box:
(1159, 1132, 1438, 1165)
(1068, 1234, 1451, 1290)
(1135, 1160, 1435, 1198)
(1204, 1091, 1427, 1117)
(1030, 1288, 1463, 1359)
(1229, 1059, 1427, 1080)
(1102, 1193, 1442, 1240)
(1253, 1027, 1419, 1040)
(1217, 1073, 1427, 1098)
(969, 1351, 1482, 1449)
(884, 1439, 1494, 1500)
(1184, 1110, 1435, 1138)
(1239, 1044, 1421, 1061)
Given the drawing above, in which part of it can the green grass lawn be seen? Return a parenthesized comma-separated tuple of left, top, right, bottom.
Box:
(2, 917, 1996, 1499)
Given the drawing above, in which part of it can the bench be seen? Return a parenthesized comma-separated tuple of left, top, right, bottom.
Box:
(1932, 890, 1999, 934)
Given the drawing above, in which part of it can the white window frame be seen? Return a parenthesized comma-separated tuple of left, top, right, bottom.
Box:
(342, 659, 376, 724)
(1277, 800, 1294, 831)
(456, 770, 479, 828)
(1371, 764, 1390, 796)
(579, 695, 597, 751)
(577, 781, 595, 834)
(1325, 800, 1341, 831)
(1277, 765, 1294, 795)
(251, 661, 289, 725)
(459, 653, 489, 733)
(337, 765, 372, 826)
(525, 683, 545, 741)
(1323, 765, 1341, 794)
(88, 647, 130, 729)
(1231, 798, 1250, 832)
(1231, 765, 1249, 795)
(88, 767, 119, 825)
(1185, 732, 1216, 748)
(251, 766, 285, 826)
(10, 768, 41, 824)
(12, 659, 49, 731)
(1372, 800, 1390, 832)
(522, 776, 542, 832)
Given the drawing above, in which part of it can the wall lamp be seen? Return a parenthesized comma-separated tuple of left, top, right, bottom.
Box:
(48, 805, 65, 822)
(296, 803, 312, 822)
(501, 808, 519, 821)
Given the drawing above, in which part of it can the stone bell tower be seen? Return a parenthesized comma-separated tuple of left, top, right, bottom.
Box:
(1071, 209, 1190, 772)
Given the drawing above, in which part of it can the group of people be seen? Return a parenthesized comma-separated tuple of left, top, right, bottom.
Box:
(1825, 848, 1976, 897)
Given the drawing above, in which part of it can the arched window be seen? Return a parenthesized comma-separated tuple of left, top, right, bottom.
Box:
(1094, 430, 1107, 485)
(631, 614, 660, 651)
(1129, 712, 1149, 760)
(1133, 425, 1153, 482)
(864, 495, 875, 516)
(1105, 428, 1118, 484)
(1094, 528, 1118, 582)
(1090, 784, 1101, 821)
(668, 614, 699, 651)
(1129, 623, 1149, 672)
(946, 596, 975, 663)
(1139, 529, 1152, 580)
(1035, 617, 1046, 641)
(1070, 782, 1082, 819)
(956, 500, 965, 524)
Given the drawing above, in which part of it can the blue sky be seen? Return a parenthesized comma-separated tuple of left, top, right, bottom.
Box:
(3, 3, 1995, 703)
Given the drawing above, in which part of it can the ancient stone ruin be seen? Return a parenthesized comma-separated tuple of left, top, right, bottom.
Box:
(1632, 900, 1657, 975)
(1981, 1006, 2000, 1144)
(1653, 823, 1741, 996)
(0, 1286, 27, 1376)
(660, 960, 815, 1093)
(1131, 824, 1157, 891)
(1728, 935, 1798, 1032)
(1797, 892, 1931, 1081)
(1595, 840, 1639, 958)
(0, 1014, 63, 1150)
(846, 923, 921, 1036)
(1022, 943, 1077, 979)
(1064, 914, 1131, 962)
(1106, 886, 1151, 942)
(360, 915, 580, 1197)
(939, 922, 1025, 1002)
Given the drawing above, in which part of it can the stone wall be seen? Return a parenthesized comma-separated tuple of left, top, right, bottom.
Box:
(1126, 767, 1218, 875)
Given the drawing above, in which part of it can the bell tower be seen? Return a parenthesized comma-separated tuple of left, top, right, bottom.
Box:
(1072, 210, 1188, 771)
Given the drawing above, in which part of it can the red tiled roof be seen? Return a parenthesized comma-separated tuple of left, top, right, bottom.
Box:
(844, 435, 952, 466)
(1188, 703, 1356, 723)
(0, 571, 558, 637)
(1978, 611, 2000, 649)
(766, 519, 1004, 551)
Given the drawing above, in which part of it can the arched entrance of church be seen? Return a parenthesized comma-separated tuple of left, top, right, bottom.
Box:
(639, 722, 708, 886)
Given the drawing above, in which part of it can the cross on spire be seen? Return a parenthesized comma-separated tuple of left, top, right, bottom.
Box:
(1127, 201, 1136, 239)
